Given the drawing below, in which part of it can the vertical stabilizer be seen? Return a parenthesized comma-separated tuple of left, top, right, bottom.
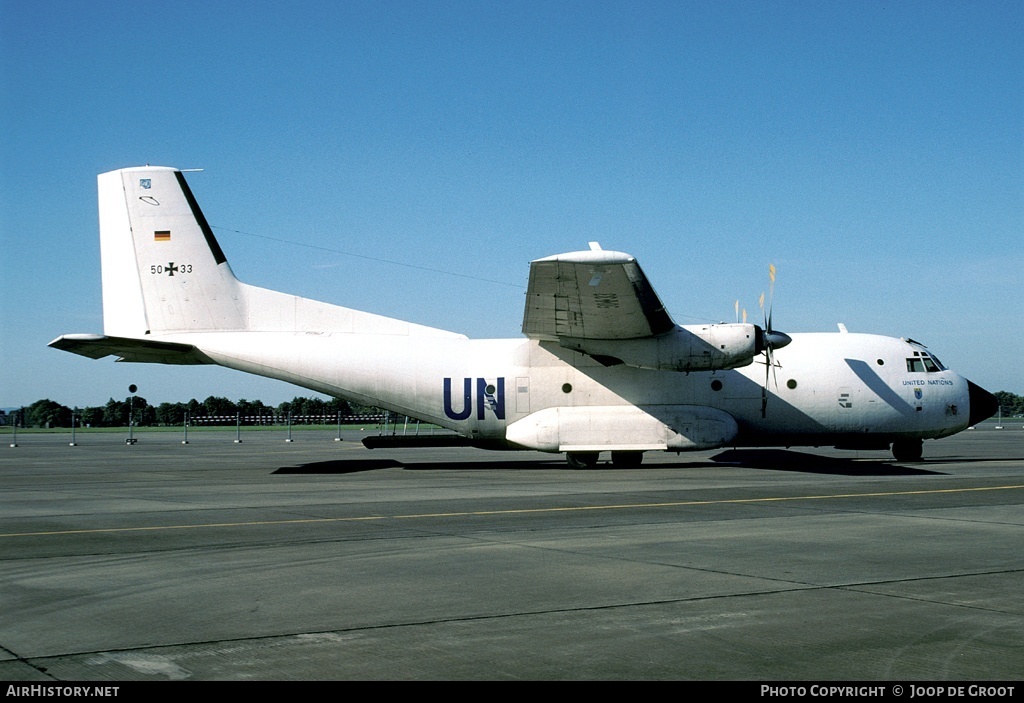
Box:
(99, 167, 245, 336)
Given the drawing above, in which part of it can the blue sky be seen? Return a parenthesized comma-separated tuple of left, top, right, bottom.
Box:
(2, 0, 1021, 408)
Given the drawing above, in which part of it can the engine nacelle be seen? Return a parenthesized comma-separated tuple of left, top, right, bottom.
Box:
(559, 323, 761, 372)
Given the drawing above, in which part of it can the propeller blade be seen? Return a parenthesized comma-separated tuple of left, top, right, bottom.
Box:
(759, 264, 782, 418)
(762, 351, 770, 418)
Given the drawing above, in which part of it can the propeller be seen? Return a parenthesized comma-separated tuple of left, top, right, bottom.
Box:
(734, 300, 747, 324)
(756, 264, 792, 418)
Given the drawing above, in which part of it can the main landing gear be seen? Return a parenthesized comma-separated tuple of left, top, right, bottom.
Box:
(565, 451, 645, 469)
(891, 438, 923, 462)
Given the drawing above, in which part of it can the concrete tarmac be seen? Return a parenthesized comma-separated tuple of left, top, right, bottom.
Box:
(1, 424, 1022, 681)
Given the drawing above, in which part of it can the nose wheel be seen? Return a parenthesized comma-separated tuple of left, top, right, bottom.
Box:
(891, 439, 923, 462)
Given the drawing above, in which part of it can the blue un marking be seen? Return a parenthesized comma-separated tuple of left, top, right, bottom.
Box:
(443, 378, 505, 421)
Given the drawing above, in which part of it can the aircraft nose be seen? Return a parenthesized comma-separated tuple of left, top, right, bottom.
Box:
(967, 380, 999, 426)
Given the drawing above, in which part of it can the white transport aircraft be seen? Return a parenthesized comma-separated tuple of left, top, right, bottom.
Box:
(51, 166, 998, 467)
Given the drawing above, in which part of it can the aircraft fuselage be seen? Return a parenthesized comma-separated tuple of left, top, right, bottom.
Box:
(162, 328, 974, 451)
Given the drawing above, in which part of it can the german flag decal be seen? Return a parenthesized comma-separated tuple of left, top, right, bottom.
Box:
(154, 230, 171, 241)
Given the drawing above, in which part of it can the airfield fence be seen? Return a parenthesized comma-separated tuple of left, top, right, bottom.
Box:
(188, 414, 385, 426)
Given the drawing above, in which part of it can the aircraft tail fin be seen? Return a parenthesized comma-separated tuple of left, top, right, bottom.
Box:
(95, 166, 465, 341)
(99, 166, 245, 337)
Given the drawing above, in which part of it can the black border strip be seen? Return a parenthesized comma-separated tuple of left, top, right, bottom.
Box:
(174, 170, 227, 265)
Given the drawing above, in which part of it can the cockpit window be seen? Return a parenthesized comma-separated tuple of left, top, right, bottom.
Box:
(907, 355, 943, 373)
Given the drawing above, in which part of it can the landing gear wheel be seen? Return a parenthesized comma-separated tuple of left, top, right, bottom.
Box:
(611, 451, 644, 468)
(891, 439, 923, 462)
(566, 451, 600, 469)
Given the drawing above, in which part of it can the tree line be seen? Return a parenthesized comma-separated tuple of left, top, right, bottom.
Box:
(2, 396, 384, 429)
(993, 391, 1024, 418)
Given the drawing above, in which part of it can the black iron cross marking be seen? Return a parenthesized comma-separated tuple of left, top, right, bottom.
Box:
(165, 262, 179, 276)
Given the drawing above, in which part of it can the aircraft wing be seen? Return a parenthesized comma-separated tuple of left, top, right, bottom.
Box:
(522, 246, 675, 342)
(48, 334, 213, 365)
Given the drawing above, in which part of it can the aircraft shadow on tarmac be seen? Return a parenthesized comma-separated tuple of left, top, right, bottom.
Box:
(274, 458, 571, 473)
(707, 449, 943, 476)
(274, 459, 405, 474)
(274, 450, 941, 476)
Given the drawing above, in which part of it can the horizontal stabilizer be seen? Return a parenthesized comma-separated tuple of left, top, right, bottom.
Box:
(48, 334, 212, 365)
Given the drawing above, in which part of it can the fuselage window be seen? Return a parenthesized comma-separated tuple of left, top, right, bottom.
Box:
(907, 358, 925, 373)
(922, 357, 940, 373)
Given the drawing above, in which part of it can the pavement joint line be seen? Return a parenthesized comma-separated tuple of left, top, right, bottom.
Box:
(2, 484, 1022, 539)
